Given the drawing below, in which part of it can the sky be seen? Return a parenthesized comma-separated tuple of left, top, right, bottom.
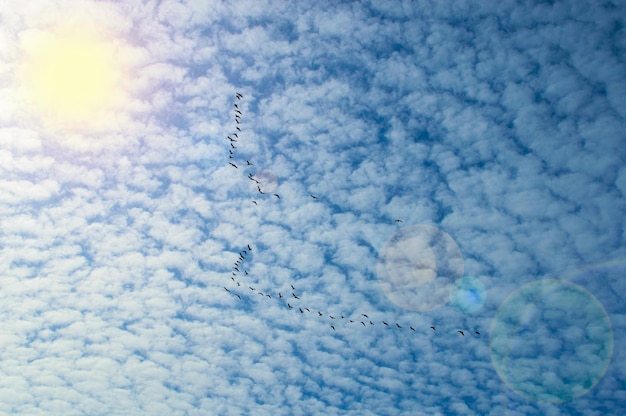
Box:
(0, 0, 625, 414)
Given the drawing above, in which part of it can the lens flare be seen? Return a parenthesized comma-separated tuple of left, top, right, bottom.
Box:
(449, 275, 486, 314)
(377, 224, 464, 312)
(490, 279, 613, 403)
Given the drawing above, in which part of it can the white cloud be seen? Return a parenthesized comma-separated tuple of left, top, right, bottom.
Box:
(0, 0, 624, 414)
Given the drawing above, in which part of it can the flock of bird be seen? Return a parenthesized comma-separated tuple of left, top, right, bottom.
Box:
(220, 92, 479, 337)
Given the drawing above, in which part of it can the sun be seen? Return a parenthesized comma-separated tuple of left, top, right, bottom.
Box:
(18, 25, 122, 128)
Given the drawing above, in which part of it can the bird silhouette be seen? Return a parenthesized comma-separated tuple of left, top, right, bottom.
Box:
(273, 194, 280, 199)
(430, 326, 436, 331)
(410, 326, 415, 331)
(458, 330, 465, 336)
(229, 162, 238, 169)
(361, 314, 369, 318)
(247, 160, 253, 165)
(287, 303, 292, 308)
(311, 195, 317, 199)
(331, 325, 335, 331)
(252, 200, 258, 205)
(223, 287, 230, 292)
(395, 219, 403, 223)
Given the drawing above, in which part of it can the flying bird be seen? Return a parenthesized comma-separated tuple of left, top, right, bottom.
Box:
(223, 287, 230, 292)
(318, 311, 323, 316)
(292, 293, 300, 299)
(382, 321, 389, 326)
(410, 326, 415, 331)
(235, 294, 241, 300)
(329, 315, 335, 319)
(396, 323, 402, 328)
(431, 326, 436, 331)
(458, 330, 465, 336)
(252, 201, 257, 205)
(361, 314, 369, 318)
(395, 219, 403, 223)
(273, 194, 280, 199)
(236, 93, 243, 99)
(257, 186, 265, 194)
(475, 331, 480, 335)
(230, 143, 236, 148)
(287, 303, 292, 308)
(331, 325, 335, 331)
(311, 195, 317, 199)
(247, 244, 252, 251)
(229, 162, 238, 169)
(291, 285, 295, 290)
(247, 160, 253, 165)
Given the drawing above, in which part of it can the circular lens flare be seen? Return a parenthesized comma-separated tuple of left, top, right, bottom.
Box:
(377, 224, 464, 312)
(490, 279, 613, 403)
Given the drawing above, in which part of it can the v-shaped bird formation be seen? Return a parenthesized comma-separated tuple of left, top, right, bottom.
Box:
(220, 92, 479, 338)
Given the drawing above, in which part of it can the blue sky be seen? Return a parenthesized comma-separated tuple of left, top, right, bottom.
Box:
(0, 0, 625, 414)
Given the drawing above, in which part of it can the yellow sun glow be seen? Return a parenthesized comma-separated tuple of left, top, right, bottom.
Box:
(19, 26, 122, 128)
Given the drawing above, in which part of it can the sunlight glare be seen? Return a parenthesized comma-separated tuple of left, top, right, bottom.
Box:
(19, 25, 122, 128)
